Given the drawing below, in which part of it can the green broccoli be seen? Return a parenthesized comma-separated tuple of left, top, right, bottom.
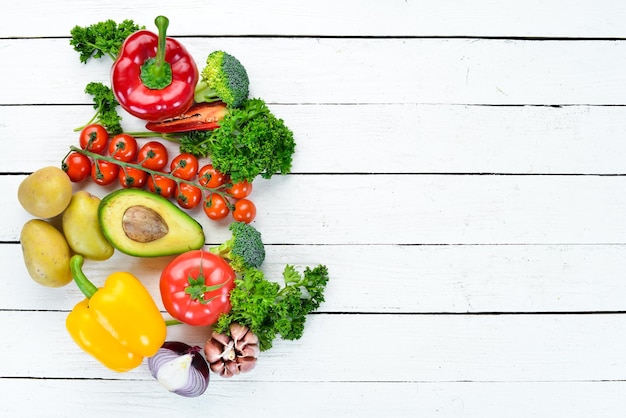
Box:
(194, 50, 249, 108)
(210, 221, 265, 272)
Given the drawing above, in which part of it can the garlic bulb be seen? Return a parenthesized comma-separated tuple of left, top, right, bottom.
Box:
(204, 323, 259, 377)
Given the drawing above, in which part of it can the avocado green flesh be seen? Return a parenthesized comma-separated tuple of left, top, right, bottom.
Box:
(98, 189, 205, 257)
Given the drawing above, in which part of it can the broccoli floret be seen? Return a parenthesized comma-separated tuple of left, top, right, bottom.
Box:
(194, 50, 249, 108)
(211, 221, 265, 272)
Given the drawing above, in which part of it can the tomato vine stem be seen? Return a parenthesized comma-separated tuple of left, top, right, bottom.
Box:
(68, 145, 233, 201)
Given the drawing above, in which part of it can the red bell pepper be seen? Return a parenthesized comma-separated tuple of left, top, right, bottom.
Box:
(160, 250, 236, 327)
(111, 16, 198, 122)
(145, 101, 229, 133)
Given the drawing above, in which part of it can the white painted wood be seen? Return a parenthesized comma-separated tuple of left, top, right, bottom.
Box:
(3, 0, 626, 38)
(3, 379, 626, 418)
(4, 38, 626, 105)
(6, 104, 626, 175)
(3, 312, 626, 383)
(3, 1, 626, 416)
(6, 174, 626, 245)
(5, 243, 626, 313)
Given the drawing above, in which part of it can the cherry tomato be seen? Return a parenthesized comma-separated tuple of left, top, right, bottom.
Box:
(226, 180, 253, 199)
(119, 166, 148, 188)
(108, 134, 138, 162)
(198, 164, 229, 189)
(138, 141, 169, 171)
(79, 124, 109, 154)
(147, 173, 177, 198)
(232, 198, 257, 224)
(203, 193, 230, 220)
(170, 153, 199, 180)
(91, 160, 119, 186)
(176, 183, 203, 209)
(62, 152, 92, 182)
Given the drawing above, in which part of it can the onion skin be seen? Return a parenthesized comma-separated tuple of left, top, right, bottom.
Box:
(148, 341, 210, 397)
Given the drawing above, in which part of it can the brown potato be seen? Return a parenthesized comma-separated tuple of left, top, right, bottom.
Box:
(18, 166, 73, 218)
(20, 219, 73, 287)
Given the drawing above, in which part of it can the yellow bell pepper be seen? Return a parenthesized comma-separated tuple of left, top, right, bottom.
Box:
(66, 254, 166, 372)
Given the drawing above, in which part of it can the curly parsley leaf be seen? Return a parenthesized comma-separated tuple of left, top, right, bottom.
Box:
(178, 98, 296, 183)
(74, 82, 123, 135)
(70, 19, 144, 63)
(214, 267, 281, 350)
(214, 264, 329, 351)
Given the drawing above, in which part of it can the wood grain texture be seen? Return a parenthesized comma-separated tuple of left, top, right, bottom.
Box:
(3, 379, 626, 418)
(2, 1, 626, 417)
(3, 38, 626, 105)
(5, 174, 626, 245)
(2, 0, 626, 38)
(5, 104, 626, 175)
(4, 243, 626, 313)
(3, 312, 626, 382)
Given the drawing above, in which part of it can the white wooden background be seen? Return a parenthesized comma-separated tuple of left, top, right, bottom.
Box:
(3, 1, 626, 416)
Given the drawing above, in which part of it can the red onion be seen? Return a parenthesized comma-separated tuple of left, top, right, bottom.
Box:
(147, 341, 210, 397)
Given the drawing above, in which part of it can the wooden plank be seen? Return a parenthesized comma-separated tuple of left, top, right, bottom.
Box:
(5, 243, 626, 314)
(3, 312, 626, 382)
(6, 174, 626, 245)
(2, 379, 625, 418)
(3, 0, 626, 38)
(3, 38, 626, 105)
(5, 104, 626, 175)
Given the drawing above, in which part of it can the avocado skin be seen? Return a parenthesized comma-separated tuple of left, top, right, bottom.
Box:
(98, 189, 205, 257)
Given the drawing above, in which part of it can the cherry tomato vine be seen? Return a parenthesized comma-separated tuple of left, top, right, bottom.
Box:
(62, 125, 257, 223)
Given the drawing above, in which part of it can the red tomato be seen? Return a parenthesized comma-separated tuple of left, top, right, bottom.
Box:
(170, 153, 199, 180)
(63, 152, 92, 182)
(232, 198, 257, 224)
(108, 134, 138, 162)
(79, 124, 109, 154)
(226, 180, 253, 199)
(203, 193, 230, 220)
(176, 183, 203, 209)
(137, 141, 169, 171)
(147, 173, 176, 198)
(91, 160, 119, 185)
(160, 250, 236, 326)
(198, 164, 229, 189)
(119, 166, 148, 188)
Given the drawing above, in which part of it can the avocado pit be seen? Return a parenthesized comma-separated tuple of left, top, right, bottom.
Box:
(122, 205, 169, 243)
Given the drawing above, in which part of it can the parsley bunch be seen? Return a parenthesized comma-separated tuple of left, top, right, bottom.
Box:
(214, 264, 330, 351)
(179, 98, 296, 183)
(74, 82, 123, 134)
(70, 19, 144, 63)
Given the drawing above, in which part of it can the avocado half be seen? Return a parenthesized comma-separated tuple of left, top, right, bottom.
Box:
(98, 189, 205, 257)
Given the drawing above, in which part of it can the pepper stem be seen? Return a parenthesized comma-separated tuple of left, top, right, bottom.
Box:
(69, 254, 99, 299)
(140, 15, 173, 90)
(154, 16, 168, 71)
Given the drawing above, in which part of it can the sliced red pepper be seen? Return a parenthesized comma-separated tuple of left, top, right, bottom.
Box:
(111, 16, 198, 122)
(145, 101, 229, 133)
